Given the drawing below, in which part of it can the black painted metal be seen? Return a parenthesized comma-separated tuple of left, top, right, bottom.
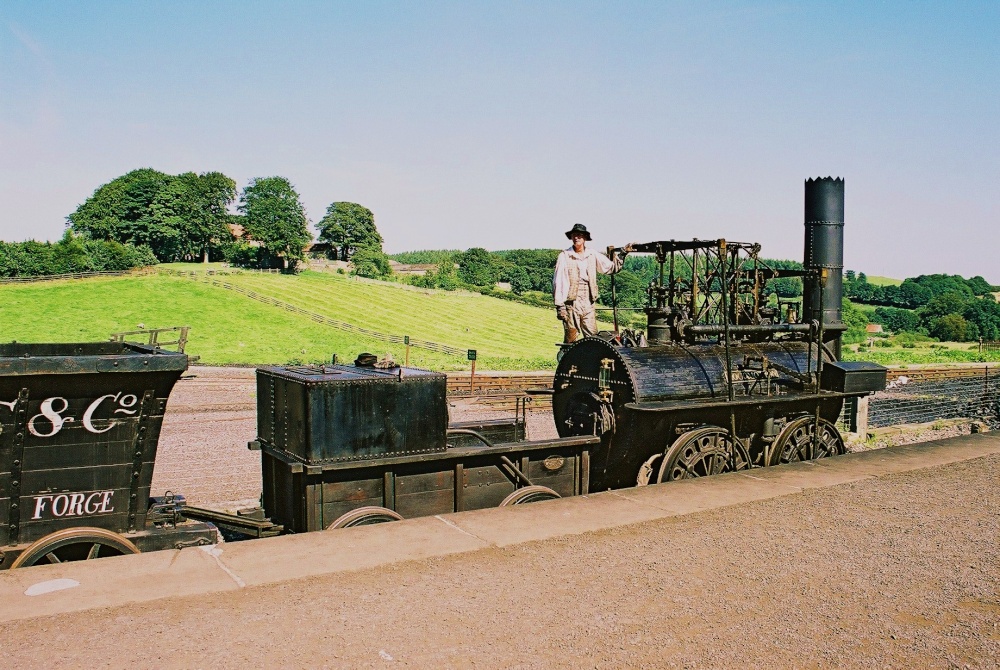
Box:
(821, 361, 888, 394)
(803, 177, 846, 356)
(256, 364, 449, 464)
(258, 435, 597, 532)
(0, 343, 188, 550)
(551, 336, 845, 490)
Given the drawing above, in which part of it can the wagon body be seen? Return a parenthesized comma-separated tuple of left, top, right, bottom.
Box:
(257, 436, 596, 532)
(252, 363, 598, 531)
(0, 342, 216, 568)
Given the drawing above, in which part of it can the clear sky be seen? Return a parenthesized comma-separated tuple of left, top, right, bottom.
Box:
(2, 1, 998, 280)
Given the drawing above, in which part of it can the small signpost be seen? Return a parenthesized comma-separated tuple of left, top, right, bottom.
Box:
(468, 349, 477, 392)
(404, 335, 410, 367)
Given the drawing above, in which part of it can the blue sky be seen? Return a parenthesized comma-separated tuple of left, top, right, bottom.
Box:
(2, 1, 998, 280)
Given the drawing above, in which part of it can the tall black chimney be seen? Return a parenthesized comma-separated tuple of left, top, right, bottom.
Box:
(803, 177, 845, 359)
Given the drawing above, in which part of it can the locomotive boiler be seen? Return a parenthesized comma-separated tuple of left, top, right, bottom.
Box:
(552, 177, 886, 490)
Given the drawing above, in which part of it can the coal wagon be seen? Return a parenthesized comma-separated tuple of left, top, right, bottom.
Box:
(0, 342, 216, 569)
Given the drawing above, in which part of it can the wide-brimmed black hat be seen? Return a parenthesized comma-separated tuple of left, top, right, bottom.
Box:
(565, 223, 591, 241)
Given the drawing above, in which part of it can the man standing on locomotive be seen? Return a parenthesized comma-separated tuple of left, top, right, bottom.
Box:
(553, 223, 631, 342)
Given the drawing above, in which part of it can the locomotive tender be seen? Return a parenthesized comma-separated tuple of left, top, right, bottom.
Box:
(0, 177, 884, 569)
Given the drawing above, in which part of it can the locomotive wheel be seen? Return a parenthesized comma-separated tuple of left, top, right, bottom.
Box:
(499, 485, 561, 506)
(327, 506, 404, 529)
(657, 426, 750, 482)
(768, 416, 845, 467)
(10, 527, 140, 569)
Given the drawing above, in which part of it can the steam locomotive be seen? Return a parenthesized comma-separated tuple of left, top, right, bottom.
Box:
(553, 177, 886, 490)
(0, 177, 884, 569)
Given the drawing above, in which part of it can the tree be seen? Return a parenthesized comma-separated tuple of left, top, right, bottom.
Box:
(456, 248, 501, 286)
(68, 168, 238, 262)
(67, 168, 174, 255)
(966, 275, 994, 296)
(929, 313, 970, 341)
(873, 307, 921, 333)
(918, 291, 970, 323)
(316, 202, 383, 261)
(149, 171, 237, 262)
(505, 266, 532, 295)
(349, 246, 392, 279)
(237, 177, 312, 271)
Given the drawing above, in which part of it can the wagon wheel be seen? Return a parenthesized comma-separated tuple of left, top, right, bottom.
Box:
(768, 416, 845, 467)
(656, 426, 751, 483)
(327, 506, 404, 529)
(10, 527, 140, 569)
(499, 485, 561, 506)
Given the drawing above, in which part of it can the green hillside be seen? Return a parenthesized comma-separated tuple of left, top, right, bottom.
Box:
(0, 270, 588, 370)
(865, 275, 902, 286)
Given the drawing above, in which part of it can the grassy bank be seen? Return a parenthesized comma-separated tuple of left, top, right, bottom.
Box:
(0, 270, 580, 370)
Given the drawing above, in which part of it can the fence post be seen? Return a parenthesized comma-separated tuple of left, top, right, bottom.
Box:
(468, 350, 477, 393)
(850, 396, 869, 435)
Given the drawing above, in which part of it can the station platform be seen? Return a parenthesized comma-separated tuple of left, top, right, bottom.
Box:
(3, 431, 999, 625)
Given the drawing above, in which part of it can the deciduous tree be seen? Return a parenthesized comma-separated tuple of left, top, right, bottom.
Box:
(237, 177, 312, 271)
(317, 202, 383, 261)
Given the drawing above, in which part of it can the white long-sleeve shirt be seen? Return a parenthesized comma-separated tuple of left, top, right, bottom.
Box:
(553, 246, 622, 307)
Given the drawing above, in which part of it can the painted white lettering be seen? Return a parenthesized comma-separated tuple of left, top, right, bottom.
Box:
(114, 394, 138, 415)
(0, 398, 16, 412)
(98, 491, 114, 513)
(51, 494, 69, 517)
(84, 492, 103, 514)
(32, 495, 53, 520)
(27, 397, 75, 438)
(67, 493, 86, 516)
(31, 490, 115, 519)
(82, 393, 120, 434)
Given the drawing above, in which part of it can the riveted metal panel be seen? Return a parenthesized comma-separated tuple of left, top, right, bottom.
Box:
(256, 364, 448, 464)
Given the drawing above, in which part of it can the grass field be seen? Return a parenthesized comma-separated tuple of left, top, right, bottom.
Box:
(842, 339, 1000, 365)
(865, 275, 903, 286)
(0, 268, 595, 370)
(5, 266, 995, 369)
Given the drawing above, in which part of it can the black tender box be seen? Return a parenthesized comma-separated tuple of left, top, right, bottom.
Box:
(256, 364, 448, 464)
(821, 361, 888, 394)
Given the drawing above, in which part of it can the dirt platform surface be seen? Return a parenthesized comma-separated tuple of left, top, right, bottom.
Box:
(22, 366, 986, 669)
(4, 455, 999, 666)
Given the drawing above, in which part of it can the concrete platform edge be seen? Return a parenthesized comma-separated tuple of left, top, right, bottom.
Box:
(2, 433, 999, 623)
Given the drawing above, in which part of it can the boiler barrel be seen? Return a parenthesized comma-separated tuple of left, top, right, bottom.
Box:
(552, 338, 815, 434)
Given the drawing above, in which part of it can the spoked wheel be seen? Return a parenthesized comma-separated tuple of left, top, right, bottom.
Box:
(327, 506, 404, 529)
(10, 527, 140, 569)
(657, 426, 751, 483)
(768, 416, 845, 467)
(499, 485, 561, 506)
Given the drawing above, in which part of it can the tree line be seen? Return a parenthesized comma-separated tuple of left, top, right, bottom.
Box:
(844, 271, 995, 309)
(0, 168, 391, 278)
(0, 236, 158, 278)
(846, 271, 1000, 342)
